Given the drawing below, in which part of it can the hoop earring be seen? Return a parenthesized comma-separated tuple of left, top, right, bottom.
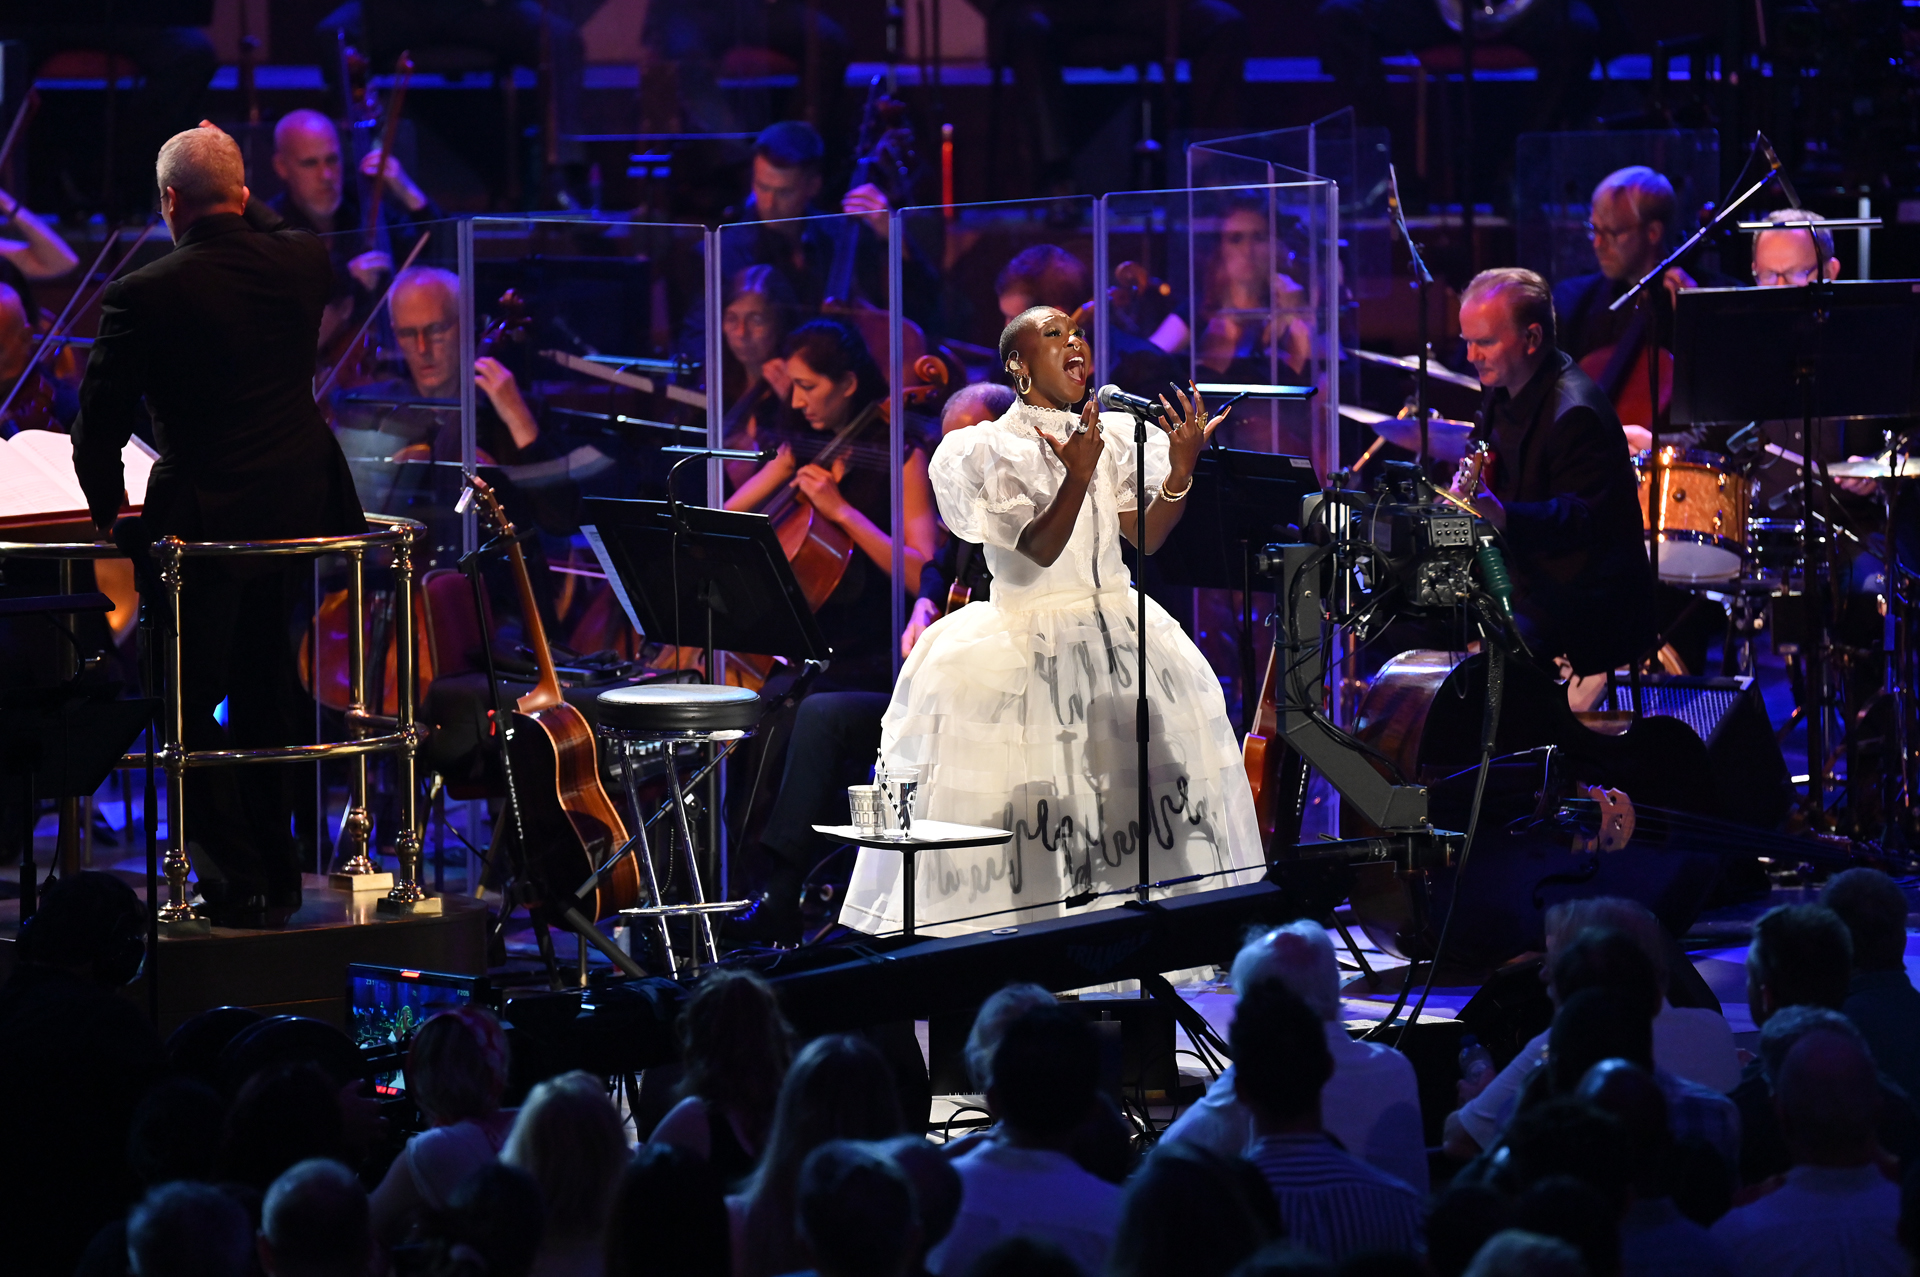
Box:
(1011, 369, 1032, 396)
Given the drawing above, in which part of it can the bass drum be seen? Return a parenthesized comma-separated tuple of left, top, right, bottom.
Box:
(1637, 448, 1749, 584)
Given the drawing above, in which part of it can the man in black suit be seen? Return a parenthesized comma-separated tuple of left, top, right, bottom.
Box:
(72, 122, 365, 921)
(1452, 267, 1654, 687)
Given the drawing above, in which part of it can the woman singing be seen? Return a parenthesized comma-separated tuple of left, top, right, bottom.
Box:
(726, 317, 936, 692)
(840, 306, 1265, 936)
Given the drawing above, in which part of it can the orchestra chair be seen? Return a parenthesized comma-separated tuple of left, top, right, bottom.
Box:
(595, 683, 762, 976)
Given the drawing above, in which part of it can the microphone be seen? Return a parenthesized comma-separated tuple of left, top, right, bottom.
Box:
(1756, 132, 1802, 210)
(661, 444, 777, 462)
(1096, 384, 1165, 418)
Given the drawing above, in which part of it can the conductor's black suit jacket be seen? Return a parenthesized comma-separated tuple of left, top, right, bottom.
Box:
(72, 200, 365, 543)
(1478, 348, 1655, 675)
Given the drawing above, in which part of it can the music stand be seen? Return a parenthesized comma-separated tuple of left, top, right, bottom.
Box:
(1147, 448, 1315, 732)
(1673, 281, 1920, 830)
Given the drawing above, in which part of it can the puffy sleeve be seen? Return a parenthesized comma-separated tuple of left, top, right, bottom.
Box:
(928, 421, 1059, 551)
(1108, 411, 1172, 512)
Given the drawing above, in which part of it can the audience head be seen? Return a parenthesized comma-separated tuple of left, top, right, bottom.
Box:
(1746, 904, 1853, 1026)
(796, 1140, 918, 1277)
(1752, 207, 1841, 287)
(1588, 165, 1677, 282)
(1547, 988, 1654, 1089)
(1230, 920, 1342, 1022)
(1108, 1143, 1277, 1277)
(430, 1162, 546, 1277)
(218, 1061, 348, 1190)
(783, 317, 886, 431)
(1757, 1003, 1866, 1091)
(722, 265, 797, 378)
(1461, 1229, 1587, 1277)
(679, 968, 795, 1138)
(1425, 1182, 1515, 1277)
(1230, 978, 1334, 1131)
(502, 1071, 629, 1249)
(987, 1003, 1101, 1145)
(606, 1143, 730, 1277)
(166, 1005, 266, 1087)
(258, 1159, 371, 1277)
(1574, 1059, 1670, 1197)
(1513, 1176, 1620, 1277)
(751, 121, 824, 221)
(996, 245, 1091, 321)
(940, 381, 1016, 436)
(128, 1077, 227, 1189)
(128, 1181, 254, 1277)
(1544, 897, 1672, 997)
(879, 1136, 963, 1255)
(1776, 1027, 1881, 1168)
(407, 1004, 510, 1127)
(156, 125, 248, 238)
(1226, 1242, 1335, 1277)
(964, 983, 1056, 1091)
(272, 108, 344, 222)
(1549, 927, 1661, 1023)
(16, 869, 148, 986)
(390, 266, 464, 394)
(1498, 1096, 1631, 1212)
(1821, 868, 1909, 974)
(967, 1236, 1094, 1277)
(741, 1034, 905, 1277)
(218, 1014, 366, 1093)
(1459, 267, 1556, 391)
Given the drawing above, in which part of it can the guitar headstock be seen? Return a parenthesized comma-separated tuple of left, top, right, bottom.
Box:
(458, 473, 514, 540)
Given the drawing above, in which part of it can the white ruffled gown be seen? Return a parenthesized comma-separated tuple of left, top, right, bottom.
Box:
(839, 402, 1266, 937)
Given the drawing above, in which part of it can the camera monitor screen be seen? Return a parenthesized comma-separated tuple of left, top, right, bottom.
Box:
(346, 964, 490, 1096)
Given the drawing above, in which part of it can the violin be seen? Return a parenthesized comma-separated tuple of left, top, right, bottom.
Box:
(822, 79, 928, 376)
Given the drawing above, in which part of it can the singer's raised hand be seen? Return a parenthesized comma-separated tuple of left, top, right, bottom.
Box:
(1156, 382, 1228, 478)
(1035, 398, 1103, 483)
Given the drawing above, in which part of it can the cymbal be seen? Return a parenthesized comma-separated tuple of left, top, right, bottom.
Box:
(1825, 455, 1920, 480)
(1346, 347, 1484, 391)
(1340, 404, 1478, 462)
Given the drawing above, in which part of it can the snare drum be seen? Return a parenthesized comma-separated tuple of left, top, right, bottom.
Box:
(1636, 448, 1749, 584)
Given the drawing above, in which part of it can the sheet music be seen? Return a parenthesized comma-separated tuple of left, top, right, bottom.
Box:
(0, 428, 155, 522)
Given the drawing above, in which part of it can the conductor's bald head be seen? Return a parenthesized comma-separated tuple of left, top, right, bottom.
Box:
(156, 124, 249, 243)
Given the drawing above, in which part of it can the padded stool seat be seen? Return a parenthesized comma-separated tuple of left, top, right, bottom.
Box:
(597, 683, 762, 734)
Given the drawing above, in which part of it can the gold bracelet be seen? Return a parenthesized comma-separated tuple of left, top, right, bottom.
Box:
(1160, 475, 1194, 502)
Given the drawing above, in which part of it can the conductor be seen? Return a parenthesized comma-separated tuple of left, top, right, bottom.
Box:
(72, 123, 366, 924)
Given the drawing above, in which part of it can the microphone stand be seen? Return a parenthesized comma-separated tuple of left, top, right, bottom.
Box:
(1136, 407, 1150, 900)
(1386, 164, 1434, 469)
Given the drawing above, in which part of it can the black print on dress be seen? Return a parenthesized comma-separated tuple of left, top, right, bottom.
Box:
(996, 779, 1216, 899)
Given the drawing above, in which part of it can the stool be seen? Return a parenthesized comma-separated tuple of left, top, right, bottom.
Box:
(597, 683, 760, 974)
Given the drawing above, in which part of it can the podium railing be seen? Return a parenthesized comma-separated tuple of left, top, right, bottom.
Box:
(0, 513, 432, 930)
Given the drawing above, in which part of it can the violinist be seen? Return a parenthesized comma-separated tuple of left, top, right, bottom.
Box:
(0, 282, 77, 435)
(725, 316, 937, 693)
(0, 185, 80, 288)
(331, 266, 547, 469)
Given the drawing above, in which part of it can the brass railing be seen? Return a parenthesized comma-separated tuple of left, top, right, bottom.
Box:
(0, 514, 432, 929)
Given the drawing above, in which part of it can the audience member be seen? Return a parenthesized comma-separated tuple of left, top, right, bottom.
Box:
(75, 1077, 233, 1277)
(1746, 903, 1854, 1026)
(1576, 1059, 1737, 1276)
(1425, 1182, 1514, 1277)
(795, 1141, 920, 1277)
(731, 1034, 906, 1277)
(651, 969, 795, 1186)
(1494, 1092, 1631, 1209)
(1475, 933, 1740, 1176)
(418, 1162, 547, 1277)
(1459, 1231, 1587, 1277)
(1106, 1142, 1276, 1277)
(1730, 1004, 1920, 1186)
(126, 1181, 253, 1277)
(1164, 921, 1428, 1191)
(217, 1060, 351, 1190)
(1822, 869, 1920, 1105)
(1512, 1176, 1621, 1277)
(881, 1137, 965, 1276)
(1711, 1029, 1907, 1276)
(930, 1005, 1124, 1277)
(1226, 1243, 1336, 1277)
(606, 1144, 730, 1277)
(0, 871, 163, 1277)
(1447, 898, 1738, 1158)
(370, 1006, 516, 1245)
(503, 1071, 631, 1277)
(258, 1158, 372, 1277)
(1233, 979, 1423, 1262)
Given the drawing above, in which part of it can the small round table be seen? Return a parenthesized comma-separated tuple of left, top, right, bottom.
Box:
(812, 820, 1013, 938)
